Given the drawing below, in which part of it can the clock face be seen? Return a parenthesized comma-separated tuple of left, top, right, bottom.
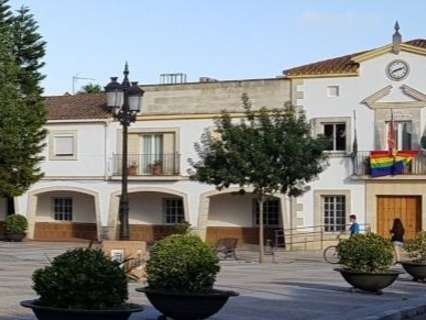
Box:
(386, 60, 409, 81)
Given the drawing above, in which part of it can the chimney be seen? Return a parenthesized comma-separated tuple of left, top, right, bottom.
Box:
(199, 77, 218, 83)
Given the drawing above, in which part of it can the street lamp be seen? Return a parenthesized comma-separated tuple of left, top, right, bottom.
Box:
(105, 62, 144, 240)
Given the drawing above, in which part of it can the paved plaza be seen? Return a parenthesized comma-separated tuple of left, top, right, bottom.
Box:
(1, 242, 426, 320)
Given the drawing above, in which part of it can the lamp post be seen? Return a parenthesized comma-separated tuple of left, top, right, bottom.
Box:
(105, 63, 144, 240)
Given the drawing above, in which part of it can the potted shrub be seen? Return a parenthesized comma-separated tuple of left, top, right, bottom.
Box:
(335, 233, 401, 293)
(136, 234, 238, 320)
(21, 248, 144, 320)
(401, 231, 426, 281)
(5, 214, 28, 242)
(128, 162, 138, 176)
(150, 161, 162, 175)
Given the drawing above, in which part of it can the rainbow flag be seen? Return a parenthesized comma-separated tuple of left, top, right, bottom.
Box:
(370, 150, 417, 177)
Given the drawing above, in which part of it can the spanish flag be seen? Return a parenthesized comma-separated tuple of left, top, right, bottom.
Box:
(370, 150, 418, 177)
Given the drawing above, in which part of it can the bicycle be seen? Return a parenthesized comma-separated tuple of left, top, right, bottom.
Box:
(323, 230, 401, 265)
(323, 230, 349, 264)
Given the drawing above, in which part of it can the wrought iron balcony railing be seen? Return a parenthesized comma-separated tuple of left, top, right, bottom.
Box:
(112, 153, 180, 176)
(353, 150, 426, 176)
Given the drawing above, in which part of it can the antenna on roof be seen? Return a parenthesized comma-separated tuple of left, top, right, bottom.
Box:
(392, 21, 402, 54)
(72, 74, 96, 94)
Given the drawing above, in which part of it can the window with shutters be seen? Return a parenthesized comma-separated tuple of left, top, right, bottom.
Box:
(49, 131, 77, 160)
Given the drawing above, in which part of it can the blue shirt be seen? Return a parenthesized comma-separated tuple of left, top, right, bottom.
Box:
(350, 223, 360, 235)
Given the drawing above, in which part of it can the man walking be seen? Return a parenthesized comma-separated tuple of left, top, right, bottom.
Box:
(349, 214, 360, 236)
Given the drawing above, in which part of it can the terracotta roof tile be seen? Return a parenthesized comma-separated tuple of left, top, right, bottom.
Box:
(44, 93, 110, 120)
(283, 39, 426, 77)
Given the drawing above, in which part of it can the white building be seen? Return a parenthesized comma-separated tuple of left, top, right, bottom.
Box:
(1, 26, 426, 245)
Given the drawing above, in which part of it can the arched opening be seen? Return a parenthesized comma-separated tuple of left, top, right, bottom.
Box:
(205, 192, 284, 247)
(109, 188, 189, 242)
(31, 189, 99, 241)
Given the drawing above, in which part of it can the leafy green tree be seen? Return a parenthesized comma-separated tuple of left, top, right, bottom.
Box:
(79, 83, 103, 94)
(190, 94, 328, 262)
(0, 2, 46, 200)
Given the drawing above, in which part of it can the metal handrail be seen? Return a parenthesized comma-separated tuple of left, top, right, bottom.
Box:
(112, 153, 180, 176)
(353, 150, 426, 176)
(274, 223, 371, 250)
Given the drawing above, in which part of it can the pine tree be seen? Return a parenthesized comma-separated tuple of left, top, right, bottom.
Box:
(0, 2, 47, 199)
(190, 94, 329, 262)
(13, 5, 46, 96)
(0, 0, 12, 30)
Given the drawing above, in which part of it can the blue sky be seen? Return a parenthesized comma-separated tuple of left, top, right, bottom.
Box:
(8, 0, 426, 95)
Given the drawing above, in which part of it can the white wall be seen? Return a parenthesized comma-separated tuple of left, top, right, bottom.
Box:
(41, 122, 108, 177)
(128, 191, 181, 225)
(35, 191, 96, 223)
(297, 49, 426, 228)
(300, 51, 426, 151)
(208, 193, 256, 227)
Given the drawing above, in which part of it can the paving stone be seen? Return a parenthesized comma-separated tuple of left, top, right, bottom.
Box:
(1, 242, 426, 320)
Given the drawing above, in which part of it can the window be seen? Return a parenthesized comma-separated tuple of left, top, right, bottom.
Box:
(54, 136, 74, 156)
(49, 131, 77, 160)
(164, 198, 185, 224)
(254, 199, 280, 226)
(54, 198, 73, 221)
(386, 121, 412, 150)
(323, 123, 346, 151)
(327, 86, 340, 97)
(323, 195, 346, 232)
(140, 133, 177, 175)
(141, 134, 163, 175)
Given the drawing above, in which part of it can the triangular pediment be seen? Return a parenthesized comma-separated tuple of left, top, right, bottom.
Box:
(352, 43, 426, 63)
(361, 85, 426, 109)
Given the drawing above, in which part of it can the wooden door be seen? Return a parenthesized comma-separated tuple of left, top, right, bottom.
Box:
(377, 196, 421, 240)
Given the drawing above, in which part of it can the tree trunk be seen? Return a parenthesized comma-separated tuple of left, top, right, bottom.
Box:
(258, 196, 265, 263)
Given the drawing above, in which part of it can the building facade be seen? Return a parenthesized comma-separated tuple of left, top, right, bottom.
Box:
(1, 28, 426, 246)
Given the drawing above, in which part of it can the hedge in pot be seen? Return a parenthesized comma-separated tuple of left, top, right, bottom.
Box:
(335, 233, 401, 293)
(136, 234, 238, 320)
(5, 214, 28, 241)
(402, 231, 426, 281)
(21, 248, 143, 320)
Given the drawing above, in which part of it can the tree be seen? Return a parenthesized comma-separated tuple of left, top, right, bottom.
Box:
(13, 5, 46, 96)
(0, 2, 46, 201)
(79, 83, 103, 94)
(0, 0, 12, 30)
(190, 94, 329, 262)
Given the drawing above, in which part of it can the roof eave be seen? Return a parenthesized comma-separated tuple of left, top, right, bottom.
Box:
(284, 72, 359, 79)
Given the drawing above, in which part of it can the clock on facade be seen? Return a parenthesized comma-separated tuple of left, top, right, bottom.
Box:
(386, 60, 409, 81)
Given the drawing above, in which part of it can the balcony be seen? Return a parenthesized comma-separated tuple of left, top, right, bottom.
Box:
(353, 151, 426, 177)
(112, 153, 180, 177)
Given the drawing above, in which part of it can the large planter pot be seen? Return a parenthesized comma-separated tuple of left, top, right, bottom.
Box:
(6, 232, 26, 242)
(401, 262, 426, 281)
(20, 299, 143, 320)
(335, 268, 401, 293)
(136, 287, 238, 320)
